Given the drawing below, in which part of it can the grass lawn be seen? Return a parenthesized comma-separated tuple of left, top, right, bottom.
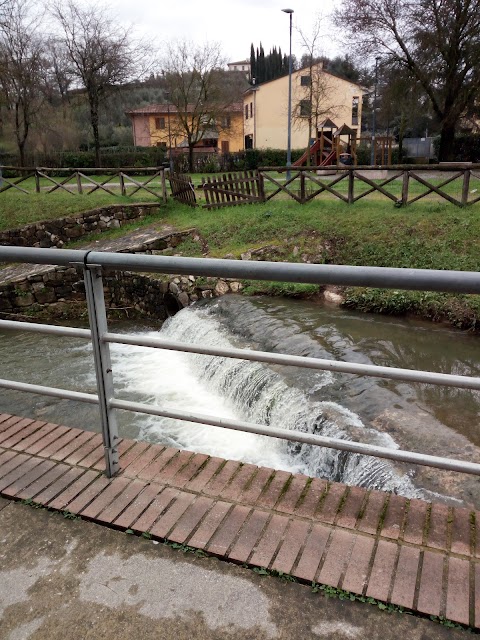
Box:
(1, 175, 479, 329)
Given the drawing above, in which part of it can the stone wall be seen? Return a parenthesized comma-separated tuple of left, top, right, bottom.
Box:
(0, 203, 161, 248)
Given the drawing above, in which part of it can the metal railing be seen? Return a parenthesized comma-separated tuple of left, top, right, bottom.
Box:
(1, 246, 479, 479)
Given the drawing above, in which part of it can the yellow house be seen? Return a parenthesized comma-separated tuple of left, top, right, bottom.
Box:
(126, 103, 244, 154)
(243, 62, 365, 153)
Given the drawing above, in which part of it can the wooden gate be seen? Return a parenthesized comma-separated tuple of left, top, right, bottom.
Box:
(202, 171, 264, 209)
(168, 173, 197, 207)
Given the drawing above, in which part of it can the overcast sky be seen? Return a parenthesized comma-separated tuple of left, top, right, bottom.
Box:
(112, 0, 341, 64)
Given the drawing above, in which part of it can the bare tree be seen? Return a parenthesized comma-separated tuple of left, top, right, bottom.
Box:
(52, 0, 150, 166)
(294, 18, 342, 164)
(335, 0, 480, 161)
(0, 0, 46, 165)
(162, 40, 244, 172)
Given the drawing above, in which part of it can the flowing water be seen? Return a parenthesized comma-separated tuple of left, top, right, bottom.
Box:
(1, 295, 479, 506)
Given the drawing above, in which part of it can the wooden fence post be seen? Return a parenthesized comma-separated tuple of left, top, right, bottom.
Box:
(257, 170, 265, 201)
(119, 172, 126, 197)
(402, 171, 409, 206)
(462, 169, 471, 206)
(161, 169, 167, 203)
(35, 170, 40, 194)
(348, 169, 354, 204)
(76, 171, 83, 194)
(300, 171, 306, 203)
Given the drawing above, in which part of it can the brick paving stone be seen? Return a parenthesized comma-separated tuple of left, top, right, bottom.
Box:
(445, 557, 470, 625)
(121, 445, 165, 478)
(0, 456, 42, 491)
(168, 453, 209, 489)
(390, 546, 421, 610)
(341, 535, 376, 595)
(188, 501, 232, 549)
(137, 447, 179, 482)
(335, 486, 367, 529)
(26, 426, 69, 456)
(62, 476, 111, 514)
(206, 505, 251, 556)
(249, 514, 290, 568)
(0, 419, 40, 448)
(81, 446, 106, 470)
(294, 523, 331, 583)
(228, 510, 270, 563)
(426, 503, 450, 551)
(80, 477, 132, 520)
(275, 475, 308, 515)
(381, 494, 407, 540)
(417, 551, 445, 617)
(450, 507, 473, 556)
(184, 457, 225, 493)
(64, 434, 103, 466)
(97, 480, 147, 524)
(34, 427, 85, 458)
(357, 490, 388, 535)
(403, 499, 428, 545)
(153, 450, 195, 484)
(317, 528, 356, 588)
(113, 484, 164, 530)
(0, 450, 22, 476)
(133, 487, 179, 532)
(238, 467, 274, 505)
(150, 492, 197, 539)
(271, 519, 310, 575)
(169, 496, 215, 545)
(202, 461, 242, 497)
(0, 414, 13, 425)
(8, 421, 48, 450)
(15, 462, 71, 501)
(2, 459, 57, 497)
(50, 431, 95, 462)
(366, 540, 398, 601)
(316, 483, 348, 524)
(48, 469, 101, 511)
(13, 423, 60, 453)
(0, 417, 32, 444)
(117, 441, 150, 470)
(255, 471, 291, 509)
(34, 467, 84, 504)
(475, 563, 480, 629)
(219, 464, 257, 502)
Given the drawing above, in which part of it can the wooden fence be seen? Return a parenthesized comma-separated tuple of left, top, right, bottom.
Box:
(258, 164, 480, 207)
(168, 173, 197, 207)
(0, 166, 167, 202)
(202, 170, 263, 209)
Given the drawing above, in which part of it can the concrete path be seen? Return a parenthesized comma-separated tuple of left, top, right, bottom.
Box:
(0, 414, 477, 632)
(0, 496, 467, 640)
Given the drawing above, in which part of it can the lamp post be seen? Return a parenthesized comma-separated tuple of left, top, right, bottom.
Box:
(282, 8, 294, 180)
(370, 56, 380, 166)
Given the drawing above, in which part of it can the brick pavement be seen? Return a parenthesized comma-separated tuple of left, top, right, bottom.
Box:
(0, 413, 477, 629)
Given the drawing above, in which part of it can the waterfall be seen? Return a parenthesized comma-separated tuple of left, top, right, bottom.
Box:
(109, 300, 425, 498)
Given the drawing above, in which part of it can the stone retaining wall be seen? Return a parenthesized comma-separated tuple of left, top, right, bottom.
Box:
(0, 203, 160, 248)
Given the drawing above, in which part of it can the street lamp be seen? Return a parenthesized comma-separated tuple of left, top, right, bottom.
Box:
(370, 56, 381, 166)
(282, 8, 294, 179)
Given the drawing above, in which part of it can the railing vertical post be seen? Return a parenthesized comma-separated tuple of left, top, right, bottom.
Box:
(402, 170, 409, 206)
(348, 169, 355, 204)
(462, 169, 471, 206)
(83, 264, 120, 477)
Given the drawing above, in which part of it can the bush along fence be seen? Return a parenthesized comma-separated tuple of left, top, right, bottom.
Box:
(0, 166, 167, 202)
(192, 164, 480, 208)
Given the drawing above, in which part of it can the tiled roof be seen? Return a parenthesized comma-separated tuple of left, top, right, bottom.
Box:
(126, 102, 243, 116)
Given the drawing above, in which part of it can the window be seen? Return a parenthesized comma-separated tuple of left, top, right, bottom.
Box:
(299, 100, 311, 117)
(155, 117, 165, 130)
(222, 115, 231, 128)
(245, 104, 249, 119)
(300, 75, 311, 86)
(352, 96, 359, 126)
(249, 102, 253, 118)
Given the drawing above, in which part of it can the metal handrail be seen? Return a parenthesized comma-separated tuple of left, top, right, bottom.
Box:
(0, 246, 479, 478)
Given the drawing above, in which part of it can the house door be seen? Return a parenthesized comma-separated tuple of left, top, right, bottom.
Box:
(221, 140, 230, 153)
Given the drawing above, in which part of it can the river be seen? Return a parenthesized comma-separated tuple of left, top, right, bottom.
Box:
(1, 295, 479, 507)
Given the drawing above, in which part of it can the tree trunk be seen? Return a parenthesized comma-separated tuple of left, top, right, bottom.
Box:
(438, 122, 456, 162)
(90, 95, 101, 167)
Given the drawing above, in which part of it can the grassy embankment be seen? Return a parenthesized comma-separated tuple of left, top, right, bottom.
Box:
(1, 173, 480, 330)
